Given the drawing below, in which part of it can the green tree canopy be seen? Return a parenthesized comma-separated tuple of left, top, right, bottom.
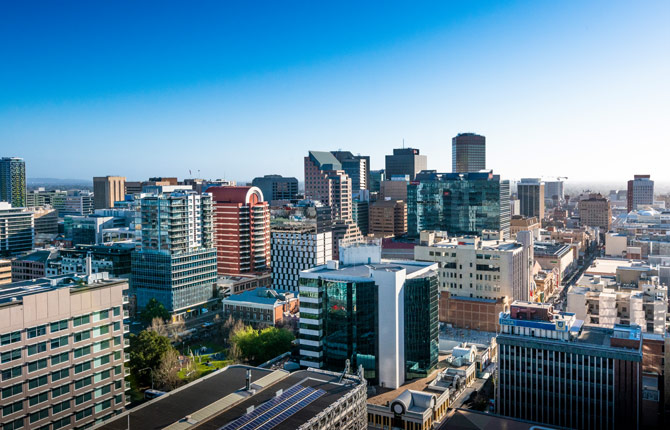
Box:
(129, 329, 174, 386)
(140, 298, 171, 324)
(230, 326, 294, 365)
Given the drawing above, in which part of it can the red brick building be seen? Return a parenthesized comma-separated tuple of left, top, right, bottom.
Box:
(208, 186, 270, 276)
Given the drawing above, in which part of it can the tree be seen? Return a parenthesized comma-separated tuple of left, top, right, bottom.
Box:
(128, 329, 173, 387)
(230, 325, 295, 365)
(153, 348, 181, 391)
(140, 298, 170, 324)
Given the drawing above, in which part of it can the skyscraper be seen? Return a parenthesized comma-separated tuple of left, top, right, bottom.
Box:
(627, 174, 654, 212)
(517, 178, 545, 220)
(131, 188, 216, 317)
(579, 193, 612, 231)
(407, 171, 511, 238)
(250, 174, 299, 202)
(93, 176, 126, 209)
(0, 202, 34, 256)
(452, 133, 486, 173)
(0, 157, 26, 208)
(208, 186, 270, 276)
(385, 148, 427, 181)
(331, 151, 370, 193)
(304, 151, 361, 257)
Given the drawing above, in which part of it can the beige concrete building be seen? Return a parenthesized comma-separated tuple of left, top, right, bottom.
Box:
(579, 193, 612, 231)
(379, 178, 408, 201)
(0, 258, 11, 285)
(509, 215, 540, 240)
(369, 199, 407, 237)
(0, 273, 129, 430)
(93, 176, 126, 210)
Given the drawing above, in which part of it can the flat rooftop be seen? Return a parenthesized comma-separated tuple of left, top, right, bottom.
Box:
(534, 242, 572, 257)
(304, 260, 434, 279)
(0, 274, 126, 306)
(440, 409, 557, 430)
(367, 366, 444, 406)
(584, 258, 636, 276)
(95, 366, 362, 430)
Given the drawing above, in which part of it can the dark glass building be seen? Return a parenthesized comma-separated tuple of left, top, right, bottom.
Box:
(331, 151, 370, 193)
(452, 133, 486, 173)
(407, 171, 510, 238)
(385, 148, 427, 181)
(251, 174, 299, 202)
(404, 276, 439, 379)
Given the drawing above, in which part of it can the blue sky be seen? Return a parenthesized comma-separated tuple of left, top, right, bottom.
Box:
(1, 1, 668, 183)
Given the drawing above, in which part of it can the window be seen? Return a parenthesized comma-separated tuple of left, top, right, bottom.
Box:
(113, 306, 121, 317)
(73, 314, 90, 327)
(52, 399, 70, 414)
(75, 407, 93, 421)
(52, 383, 70, 398)
(52, 368, 69, 382)
(75, 361, 92, 374)
(28, 375, 48, 390)
(74, 376, 92, 390)
(75, 345, 91, 358)
(2, 365, 22, 381)
(75, 391, 93, 405)
(27, 358, 48, 373)
(114, 365, 122, 375)
(51, 351, 69, 366)
(27, 342, 47, 356)
(93, 325, 110, 337)
(113, 321, 121, 331)
(95, 384, 111, 398)
(1, 383, 22, 399)
(3, 400, 23, 416)
(1, 331, 21, 346)
(115, 394, 123, 404)
(94, 369, 111, 383)
(4, 417, 24, 430)
(51, 335, 69, 349)
(29, 408, 49, 424)
(2, 348, 22, 363)
(54, 416, 71, 430)
(74, 330, 91, 343)
(95, 399, 112, 413)
(50, 319, 68, 333)
(92, 310, 109, 322)
(94, 355, 111, 368)
(27, 325, 47, 339)
(29, 391, 49, 407)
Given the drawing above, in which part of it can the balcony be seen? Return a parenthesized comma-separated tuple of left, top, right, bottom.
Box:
(124, 368, 130, 376)
(124, 338, 130, 347)
(124, 353, 130, 362)
(123, 324, 129, 333)
(125, 380, 131, 390)
(122, 295, 129, 304)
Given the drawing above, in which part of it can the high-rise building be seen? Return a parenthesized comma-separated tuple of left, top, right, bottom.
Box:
(93, 176, 126, 210)
(497, 301, 643, 429)
(627, 174, 654, 212)
(251, 175, 299, 202)
(380, 175, 409, 201)
(415, 232, 534, 331)
(544, 179, 565, 203)
(271, 224, 332, 292)
(369, 199, 407, 237)
(352, 195, 369, 236)
(0, 273, 129, 430)
(407, 171, 511, 239)
(32, 206, 58, 235)
(385, 148, 427, 181)
(331, 151, 370, 193)
(59, 191, 95, 216)
(579, 193, 612, 231)
(452, 133, 486, 173)
(26, 188, 68, 208)
(209, 186, 270, 276)
(369, 169, 386, 193)
(299, 242, 438, 388)
(304, 151, 361, 258)
(517, 178, 545, 220)
(0, 202, 34, 256)
(0, 157, 26, 208)
(131, 188, 216, 317)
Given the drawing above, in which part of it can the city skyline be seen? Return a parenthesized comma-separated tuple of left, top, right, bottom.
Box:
(1, 1, 669, 182)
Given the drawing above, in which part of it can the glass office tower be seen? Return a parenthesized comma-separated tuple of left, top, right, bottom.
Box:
(404, 275, 439, 379)
(407, 171, 510, 238)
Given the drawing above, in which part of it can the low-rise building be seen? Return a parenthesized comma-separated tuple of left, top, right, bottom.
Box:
(93, 366, 367, 430)
(215, 272, 272, 297)
(11, 249, 59, 281)
(222, 288, 299, 326)
(0, 258, 11, 284)
(533, 241, 575, 283)
(509, 215, 540, 240)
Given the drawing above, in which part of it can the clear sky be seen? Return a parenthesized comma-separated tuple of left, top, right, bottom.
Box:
(1, 1, 668, 184)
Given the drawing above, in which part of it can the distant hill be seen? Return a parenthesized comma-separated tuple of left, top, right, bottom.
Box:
(27, 178, 92, 190)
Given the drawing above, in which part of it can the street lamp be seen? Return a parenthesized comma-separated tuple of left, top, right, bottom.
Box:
(138, 367, 154, 390)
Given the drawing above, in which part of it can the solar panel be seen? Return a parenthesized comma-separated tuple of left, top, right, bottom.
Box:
(220, 385, 326, 430)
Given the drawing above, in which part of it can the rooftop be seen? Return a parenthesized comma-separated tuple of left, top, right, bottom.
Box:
(302, 260, 435, 280)
(533, 242, 572, 257)
(94, 366, 363, 430)
(223, 288, 296, 306)
(584, 258, 636, 276)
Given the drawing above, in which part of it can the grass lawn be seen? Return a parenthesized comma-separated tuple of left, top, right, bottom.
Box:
(177, 358, 234, 380)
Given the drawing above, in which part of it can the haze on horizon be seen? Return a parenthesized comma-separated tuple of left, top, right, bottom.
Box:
(1, 1, 668, 183)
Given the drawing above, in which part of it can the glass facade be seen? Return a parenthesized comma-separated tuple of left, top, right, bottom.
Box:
(404, 275, 439, 379)
(299, 277, 379, 382)
(407, 171, 510, 238)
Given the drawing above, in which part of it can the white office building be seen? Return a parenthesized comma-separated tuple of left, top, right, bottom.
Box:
(271, 225, 332, 292)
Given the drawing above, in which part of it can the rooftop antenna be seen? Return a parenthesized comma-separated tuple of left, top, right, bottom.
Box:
(402, 138, 405, 149)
